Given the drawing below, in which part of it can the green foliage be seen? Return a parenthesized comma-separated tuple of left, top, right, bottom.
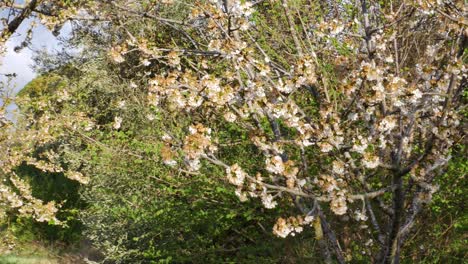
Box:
(18, 74, 67, 98)
(12, 165, 84, 244)
(14, 62, 327, 263)
(401, 145, 467, 262)
(3, 73, 85, 246)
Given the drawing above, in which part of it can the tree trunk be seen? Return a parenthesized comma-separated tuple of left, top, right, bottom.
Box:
(380, 174, 404, 264)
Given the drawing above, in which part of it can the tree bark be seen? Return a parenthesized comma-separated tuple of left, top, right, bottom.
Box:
(380, 173, 404, 264)
(318, 210, 346, 264)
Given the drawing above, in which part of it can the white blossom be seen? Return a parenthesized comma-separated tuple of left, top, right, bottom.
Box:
(378, 117, 397, 132)
(352, 136, 368, 154)
(355, 210, 368, 221)
(332, 160, 345, 175)
(113, 116, 123, 130)
(363, 153, 380, 169)
(330, 195, 347, 215)
(261, 193, 277, 209)
(227, 164, 246, 187)
(223, 111, 237, 122)
(265, 156, 285, 174)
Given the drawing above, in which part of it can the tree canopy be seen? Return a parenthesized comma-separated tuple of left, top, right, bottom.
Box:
(0, 0, 466, 263)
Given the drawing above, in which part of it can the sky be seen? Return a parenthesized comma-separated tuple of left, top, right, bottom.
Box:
(1, 20, 67, 93)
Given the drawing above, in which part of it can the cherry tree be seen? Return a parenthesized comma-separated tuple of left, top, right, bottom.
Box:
(0, 0, 89, 225)
(97, 0, 466, 262)
(0, 0, 465, 262)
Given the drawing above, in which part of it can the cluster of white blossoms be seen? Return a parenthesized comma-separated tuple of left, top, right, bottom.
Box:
(351, 136, 369, 154)
(109, 45, 126, 63)
(183, 124, 217, 171)
(242, 80, 267, 102)
(225, 163, 280, 208)
(270, 57, 317, 95)
(330, 194, 348, 215)
(147, 70, 240, 112)
(25, 157, 64, 173)
(378, 116, 397, 133)
(315, 175, 339, 193)
(226, 163, 247, 187)
(224, 0, 255, 31)
(65, 171, 90, 185)
(113, 116, 123, 130)
(167, 51, 181, 69)
(265, 156, 301, 189)
(316, 112, 345, 152)
(268, 101, 303, 128)
(265, 155, 285, 175)
(295, 57, 318, 86)
(273, 215, 315, 238)
(315, 19, 345, 38)
(160, 134, 178, 167)
(0, 173, 60, 224)
(124, 0, 466, 241)
(0, 183, 24, 208)
(201, 75, 235, 106)
(229, 0, 254, 18)
(362, 152, 380, 169)
(223, 111, 237, 122)
(354, 209, 368, 222)
(226, 163, 250, 202)
(25, 151, 91, 185)
(361, 61, 383, 82)
(56, 89, 71, 103)
(332, 160, 346, 175)
(260, 189, 278, 209)
(315, 175, 348, 215)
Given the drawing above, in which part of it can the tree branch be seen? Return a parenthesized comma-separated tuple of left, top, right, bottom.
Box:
(1, 0, 42, 41)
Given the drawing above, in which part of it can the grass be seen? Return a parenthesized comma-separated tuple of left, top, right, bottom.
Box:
(0, 255, 58, 264)
(0, 232, 85, 264)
